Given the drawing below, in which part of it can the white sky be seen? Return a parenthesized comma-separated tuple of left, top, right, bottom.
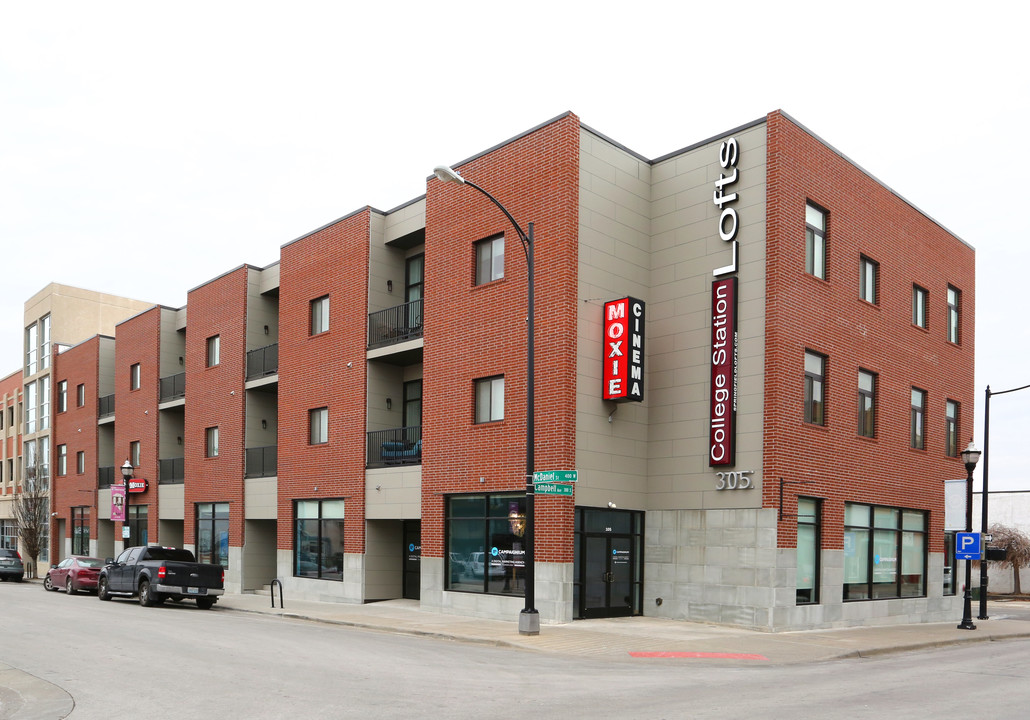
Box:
(2, 2, 1027, 491)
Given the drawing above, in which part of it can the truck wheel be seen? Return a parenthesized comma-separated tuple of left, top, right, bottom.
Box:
(196, 597, 215, 610)
(98, 577, 111, 601)
(66, 577, 77, 595)
(139, 579, 162, 607)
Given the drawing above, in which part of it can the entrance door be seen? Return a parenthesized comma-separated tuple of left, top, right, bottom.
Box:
(402, 520, 421, 600)
(576, 507, 642, 619)
(582, 535, 633, 618)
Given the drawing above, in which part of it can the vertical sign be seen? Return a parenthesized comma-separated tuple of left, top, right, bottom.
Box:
(709, 277, 738, 466)
(111, 484, 126, 522)
(602, 297, 645, 402)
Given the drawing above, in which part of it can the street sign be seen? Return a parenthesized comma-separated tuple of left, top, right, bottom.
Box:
(956, 532, 982, 560)
(533, 470, 578, 483)
(534, 482, 573, 496)
(983, 534, 993, 542)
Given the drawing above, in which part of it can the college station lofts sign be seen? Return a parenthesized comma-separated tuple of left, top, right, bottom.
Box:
(710, 137, 740, 467)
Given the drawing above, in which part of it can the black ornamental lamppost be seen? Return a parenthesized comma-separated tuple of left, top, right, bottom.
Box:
(958, 441, 981, 630)
(433, 164, 539, 636)
(121, 460, 134, 548)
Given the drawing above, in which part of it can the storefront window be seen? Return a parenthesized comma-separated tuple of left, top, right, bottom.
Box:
(845, 502, 925, 601)
(128, 505, 148, 547)
(196, 502, 229, 567)
(72, 507, 90, 555)
(446, 493, 525, 596)
(796, 498, 820, 604)
(294, 499, 344, 581)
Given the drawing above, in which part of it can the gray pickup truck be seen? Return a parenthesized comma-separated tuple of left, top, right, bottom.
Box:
(98, 546, 224, 609)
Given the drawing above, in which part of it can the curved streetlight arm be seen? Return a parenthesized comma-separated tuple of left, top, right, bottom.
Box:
(433, 165, 531, 257)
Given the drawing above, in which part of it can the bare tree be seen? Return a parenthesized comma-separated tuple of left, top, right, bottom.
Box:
(13, 473, 49, 579)
(987, 523, 1030, 596)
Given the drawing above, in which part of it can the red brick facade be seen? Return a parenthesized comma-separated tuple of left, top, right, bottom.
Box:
(423, 113, 580, 564)
(764, 111, 976, 548)
(278, 210, 371, 556)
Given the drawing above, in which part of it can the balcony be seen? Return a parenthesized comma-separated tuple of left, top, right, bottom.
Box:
(247, 344, 279, 380)
(245, 446, 278, 478)
(159, 373, 186, 402)
(159, 457, 185, 484)
(366, 426, 422, 468)
(98, 394, 114, 419)
(98, 466, 114, 489)
(368, 299, 423, 349)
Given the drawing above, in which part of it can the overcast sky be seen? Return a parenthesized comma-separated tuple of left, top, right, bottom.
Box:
(2, 3, 1027, 492)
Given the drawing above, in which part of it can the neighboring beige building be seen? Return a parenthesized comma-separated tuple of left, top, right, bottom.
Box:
(4, 283, 153, 573)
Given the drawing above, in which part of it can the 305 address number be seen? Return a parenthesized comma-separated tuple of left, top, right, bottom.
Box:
(715, 470, 755, 490)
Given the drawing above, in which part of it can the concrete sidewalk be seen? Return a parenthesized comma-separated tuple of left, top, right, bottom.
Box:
(216, 592, 1030, 665)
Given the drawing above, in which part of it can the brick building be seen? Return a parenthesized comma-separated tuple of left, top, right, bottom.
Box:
(40, 110, 974, 630)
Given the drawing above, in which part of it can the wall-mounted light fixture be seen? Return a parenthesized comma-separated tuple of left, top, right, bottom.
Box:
(179, 356, 184, 366)
(264, 325, 270, 335)
(387, 280, 394, 292)
(261, 419, 268, 430)
(386, 398, 392, 410)
(177, 436, 183, 445)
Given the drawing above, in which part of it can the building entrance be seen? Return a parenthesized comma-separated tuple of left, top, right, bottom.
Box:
(574, 507, 643, 619)
(402, 520, 420, 600)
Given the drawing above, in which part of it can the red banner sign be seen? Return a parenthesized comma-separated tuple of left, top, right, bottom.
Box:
(709, 278, 737, 466)
(602, 297, 645, 403)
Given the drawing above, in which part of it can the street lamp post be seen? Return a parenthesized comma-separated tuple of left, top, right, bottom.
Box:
(958, 440, 981, 630)
(121, 460, 133, 549)
(979, 382, 1030, 620)
(434, 164, 539, 636)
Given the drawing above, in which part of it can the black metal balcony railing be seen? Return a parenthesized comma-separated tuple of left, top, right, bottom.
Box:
(368, 299, 423, 349)
(245, 446, 278, 478)
(159, 373, 186, 402)
(366, 425, 422, 468)
(98, 394, 115, 418)
(159, 457, 185, 484)
(98, 466, 114, 489)
(247, 343, 279, 380)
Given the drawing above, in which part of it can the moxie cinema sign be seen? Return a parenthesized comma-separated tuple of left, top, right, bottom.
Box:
(710, 136, 740, 466)
(602, 297, 645, 402)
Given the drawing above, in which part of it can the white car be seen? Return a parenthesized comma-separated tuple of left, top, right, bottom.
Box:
(468, 551, 505, 579)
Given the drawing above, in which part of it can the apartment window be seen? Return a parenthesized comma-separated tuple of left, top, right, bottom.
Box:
(25, 323, 38, 375)
(196, 502, 230, 568)
(309, 407, 328, 445)
(857, 370, 876, 438)
(803, 351, 826, 425)
(206, 335, 220, 367)
(130, 441, 141, 468)
(911, 388, 926, 449)
(206, 427, 219, 458)
(912, 285, 928, 328)
(76, 451, 85, 475)
(475, 234, 505, 285)
(130, 363, 140, 391)
(445, 493, 526, 595)
(76, 383, 85, 407)
(797, 497, 821, 604)
(294, 499, 345, 581)
(71, 506, 90, 555)
(39, 376, 49, 431)
(40, 315, 51, 370)
(57, 445, 67, 476)
(310, 295, 329, 335)
(24, 381, 37, 434)
(805, 203, 826, 279)
(844, 503, 926, 600)
(945, 400, 960, 458)
(859, 256, 878, 304)
(475, 376, 504, 424)
(57, 381, 67, 413)
(947, 286, 961, 343)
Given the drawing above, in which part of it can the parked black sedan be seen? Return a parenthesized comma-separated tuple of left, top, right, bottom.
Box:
(0, 548, 24, 582)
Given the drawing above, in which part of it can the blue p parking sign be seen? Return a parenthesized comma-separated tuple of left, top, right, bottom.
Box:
(955, 532, 982, 560)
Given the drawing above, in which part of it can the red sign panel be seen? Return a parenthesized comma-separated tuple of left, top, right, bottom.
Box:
(127, 478, 149, 494)
(602, 297, 645, 403)
(709, 278, 737, 466)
